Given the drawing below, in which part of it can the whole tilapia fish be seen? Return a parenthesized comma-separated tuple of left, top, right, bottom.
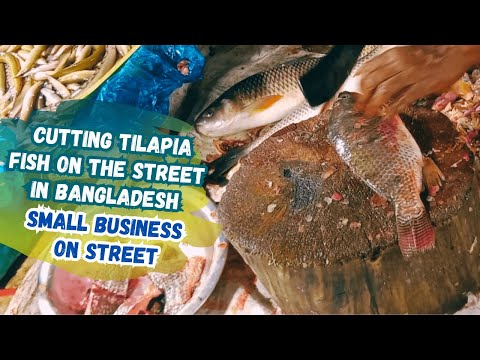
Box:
(194, 56, 323, 137)
(328, 91, 443, 258)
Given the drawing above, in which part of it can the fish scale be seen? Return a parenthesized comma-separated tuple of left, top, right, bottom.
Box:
(226, 46, 381, 110)
(195, 55, 324, 139)
(328, 92, 435, 258)
(227, 57, 323, 106)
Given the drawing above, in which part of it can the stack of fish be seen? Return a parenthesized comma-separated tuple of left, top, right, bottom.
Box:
(0, 45, 133, 121)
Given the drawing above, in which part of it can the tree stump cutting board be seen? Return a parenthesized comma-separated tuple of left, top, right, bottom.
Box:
(218, 107, 480, 314)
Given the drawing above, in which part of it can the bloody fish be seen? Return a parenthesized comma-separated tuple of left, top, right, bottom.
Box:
(328, 91, 445, 258)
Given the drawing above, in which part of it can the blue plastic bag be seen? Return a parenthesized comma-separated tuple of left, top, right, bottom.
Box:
(95, 45, 205, 115)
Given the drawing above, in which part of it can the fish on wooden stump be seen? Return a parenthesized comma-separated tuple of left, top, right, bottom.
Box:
(327, 92, 444, 258)
(218, 103, 480, 314)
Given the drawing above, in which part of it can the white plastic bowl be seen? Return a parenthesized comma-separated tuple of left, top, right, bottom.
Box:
(37, 201, 227, 315)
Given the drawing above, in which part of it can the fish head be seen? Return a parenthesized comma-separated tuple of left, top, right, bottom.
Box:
(330, 92, 361, 119)
(328, 92, 363, 137)
(334, 91, 359, 108)
(195, 98, 241, 137)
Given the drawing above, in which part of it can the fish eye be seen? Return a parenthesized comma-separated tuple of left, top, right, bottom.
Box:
(339, 93, 350, 100)
(203, 109, 214, 118)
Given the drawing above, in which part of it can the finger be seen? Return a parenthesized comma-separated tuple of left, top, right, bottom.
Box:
(358, 46, 425, 95)
(359, 69, 405, 116)
(364, 78, 420, 116)
(356, 46, 422, 76)
(386, 74, 462, 117)
(357, 67, 401, 113)
(358, 59, 423, 111)
(356, 48, 401, 77)
(362, 68, 422, 117)
(388, 80, 435, 114)
(358, 67, 395, 95)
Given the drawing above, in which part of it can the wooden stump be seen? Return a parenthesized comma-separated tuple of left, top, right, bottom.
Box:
(218, 107, 480, 314)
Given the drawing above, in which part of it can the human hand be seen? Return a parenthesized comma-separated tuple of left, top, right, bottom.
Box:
(356, 45, 480, 117)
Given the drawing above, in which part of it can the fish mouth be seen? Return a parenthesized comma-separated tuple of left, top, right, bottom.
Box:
(194, 118, 233, 137)
(194, 118, 214, 135)
(337, 91, 360, 101)
(333, 91, 362, 111)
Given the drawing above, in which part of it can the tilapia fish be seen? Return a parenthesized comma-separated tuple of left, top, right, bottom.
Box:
(195, 55, 323, 138)
(328, 92, 444, 258)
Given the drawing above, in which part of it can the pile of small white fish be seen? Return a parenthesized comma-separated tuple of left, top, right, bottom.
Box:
(0, 45, 133, 121)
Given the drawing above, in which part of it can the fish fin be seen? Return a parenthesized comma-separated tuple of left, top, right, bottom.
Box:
(422, 156, 445, 190)
(396, 207, 435, 258)
(206, 146, 249, 186)
(243, 95, 283, 115)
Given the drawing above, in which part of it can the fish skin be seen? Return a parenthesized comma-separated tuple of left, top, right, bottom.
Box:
(328, 91, 435, 258)
(84, 257, 205, 315)
(114, 277, 162, 315)
(148, 256, 206, 314)
(83, 280, 129, 315)
(194, 56, 323, 137)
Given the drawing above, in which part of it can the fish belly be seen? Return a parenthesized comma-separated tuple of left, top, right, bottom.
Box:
(232, 92, 304, 133)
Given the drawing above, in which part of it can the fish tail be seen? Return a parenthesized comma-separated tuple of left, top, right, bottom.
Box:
(206, 146, 249, 185)
(395, 206, 435, 258)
